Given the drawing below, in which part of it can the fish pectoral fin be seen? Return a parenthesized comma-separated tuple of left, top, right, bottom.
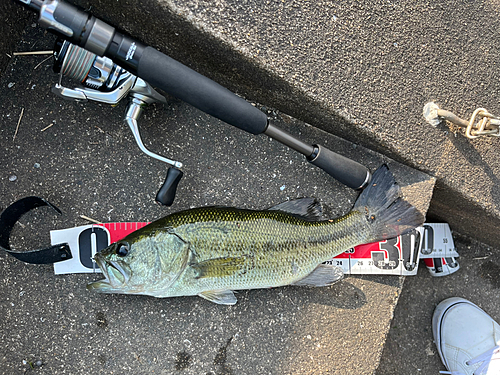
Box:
(199, 290, 237, 305)
(292, 264, 344, 287)
(191, 256, 248, 279)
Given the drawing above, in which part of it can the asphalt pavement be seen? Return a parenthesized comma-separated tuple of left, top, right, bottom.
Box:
(376, 234, 500, 375)
(0, 23, 434, 375)
(2, 2, 500, 375)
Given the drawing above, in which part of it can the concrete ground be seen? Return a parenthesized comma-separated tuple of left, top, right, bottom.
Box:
(2, 1, 500, 375)
(376, 234, 500, 375)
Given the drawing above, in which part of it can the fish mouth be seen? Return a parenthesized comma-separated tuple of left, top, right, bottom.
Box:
(87, 254, 131, 292)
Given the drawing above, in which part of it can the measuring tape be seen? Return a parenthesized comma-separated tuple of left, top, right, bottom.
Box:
(0, 197, 459, 277)
(51, 223, 458, 277)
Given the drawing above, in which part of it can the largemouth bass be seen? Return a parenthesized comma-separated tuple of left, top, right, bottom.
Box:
(88, 165, 424, 305)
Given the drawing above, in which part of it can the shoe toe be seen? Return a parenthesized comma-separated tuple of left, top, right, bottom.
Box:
(433, 298, 500, 374)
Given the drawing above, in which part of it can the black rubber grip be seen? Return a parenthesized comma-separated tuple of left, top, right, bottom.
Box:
(137, 47, 268, 135)
(156, 168, 183, 206)
(308, 145, 371, 189)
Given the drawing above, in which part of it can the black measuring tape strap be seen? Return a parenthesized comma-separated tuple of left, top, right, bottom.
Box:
(0, 196, 72, 264)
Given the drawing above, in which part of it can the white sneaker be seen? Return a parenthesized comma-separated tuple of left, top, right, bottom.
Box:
(433, 297, 500, 375)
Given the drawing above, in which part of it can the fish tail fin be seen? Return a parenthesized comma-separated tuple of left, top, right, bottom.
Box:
(353, 165, 424, 242)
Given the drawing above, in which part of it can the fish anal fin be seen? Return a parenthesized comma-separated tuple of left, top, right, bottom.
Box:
(292, 264, 344, 287)
(191, 256, 248, 279)
(199, 290, 237, 305)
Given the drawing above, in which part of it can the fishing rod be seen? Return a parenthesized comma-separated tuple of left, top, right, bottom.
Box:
(14, 0, 372, 205)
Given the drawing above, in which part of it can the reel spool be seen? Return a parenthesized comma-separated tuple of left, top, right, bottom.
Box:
(54, 40, 127, 91)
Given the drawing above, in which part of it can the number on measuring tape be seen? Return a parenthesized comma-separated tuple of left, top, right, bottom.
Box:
(371, 237, 400, 270)
(78, 227, 109, 269)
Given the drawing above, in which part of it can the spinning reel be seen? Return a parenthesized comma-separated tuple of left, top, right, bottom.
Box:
(52, 40, 183, 206)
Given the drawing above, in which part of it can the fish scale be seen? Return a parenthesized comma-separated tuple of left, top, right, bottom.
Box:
(165, 209, 368, 295)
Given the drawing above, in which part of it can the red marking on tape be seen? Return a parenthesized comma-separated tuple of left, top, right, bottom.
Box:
(334, 238, 402, 259)
(95, 222, 150, 243)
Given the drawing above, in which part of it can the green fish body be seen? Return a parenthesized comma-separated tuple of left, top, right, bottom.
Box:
(88, 166, 423, 305)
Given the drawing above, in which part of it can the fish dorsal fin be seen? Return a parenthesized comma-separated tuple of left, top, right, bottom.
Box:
(269, 197, 323, 221)
(190, 256, 248, 279)
(199, 290, 237, 305)
(292, 263, 344, 287)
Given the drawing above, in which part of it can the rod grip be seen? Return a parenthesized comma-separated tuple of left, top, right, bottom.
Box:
(137, 47, 268, 135)
(308, 145, 371, 189)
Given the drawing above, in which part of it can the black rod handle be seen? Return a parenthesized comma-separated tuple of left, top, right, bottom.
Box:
(264, 123, 371, 189)
(136, 47, 269, 135)
(308, 145, 371, 189)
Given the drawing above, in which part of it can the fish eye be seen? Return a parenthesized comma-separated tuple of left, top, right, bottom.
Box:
(116, 243, 129, 257)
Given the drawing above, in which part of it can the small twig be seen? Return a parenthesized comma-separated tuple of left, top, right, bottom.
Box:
(13, 108, 24, 141)
(41, 123, 55, 132)
(34, 55, 53, 70)
(80, 215, 102, 224)
(473, 256, 490, 260)
(6, 53, 12, 58)
(13, 50, 53, 56)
